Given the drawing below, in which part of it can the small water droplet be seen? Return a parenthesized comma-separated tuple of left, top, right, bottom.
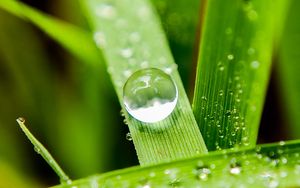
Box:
(126, 132, 132, 141)
(251, 60, 260, 69)
(194, 165, 211, 181)
(123, 70, 132, 78)
(229, 160, 242, 175)
(95, 3, 116, 19)
(227, 54, 234, 60)
(217, 62, 225, 71)
(93, 32, 106, 48)
(34, 146, 41, 154)
(17, 117, 26, 123)
(247, 10, 258, 20)
(129, 32, 141, 43)
(248, 48, 255, 55)
(120, 48, 133, 58)
(140, 61, 149, 68)
(123, 68, 178, 123)
(225, 27, 233, 35)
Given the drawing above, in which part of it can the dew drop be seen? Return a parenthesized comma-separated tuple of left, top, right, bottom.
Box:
(120, 48, 133, 58)
(227, 54, 234, 60)
(95, 3, 116, 19)
(218, 61, 225, 71)
(129, 32, 141, 43)
(126, 132, 132, 141)
(229, 160, 242, 175)
(194, 164, 211, 181)
(93, 32, 106, 48)
(250, 60, 260, 69)
(123, 68, 178, 123)
(17, 117, 26, 123)
(34, 146, 41, 154)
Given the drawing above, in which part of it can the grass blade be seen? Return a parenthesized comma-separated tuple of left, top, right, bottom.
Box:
(278, 0, 300, 139)
(192, 0, 288, 150)
(52, 140, 300, 187)
(0, 0, 100, 64)
(80, 0, 207, 165)
(16, 118, 71, 184)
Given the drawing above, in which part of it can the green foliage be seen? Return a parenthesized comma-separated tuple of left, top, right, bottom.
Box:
(278, 0, 300, 139)
(192, 0, 288, 150)
(80, 0, 207, 165)
(53, 140, 300, 188)
(0, 0, 299, 187)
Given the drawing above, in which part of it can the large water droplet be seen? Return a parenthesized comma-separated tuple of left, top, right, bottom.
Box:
(123, 68, 178, 123)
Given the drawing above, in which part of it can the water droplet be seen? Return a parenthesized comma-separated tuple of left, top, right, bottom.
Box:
(34, 146, 41, 154)
(279, 141, 285, 146)
(123, 68, 178, 123)
(129, 32, 141, 43)
(218, 62, 225, 71)
(248, 48, 255, 55)
(123, 70, 132, 78)
(229, 160, 242, 175)
(140, 61, 149, 68)
(164, 64, 177, 74)
(95, 3, 116, 19)
(225, 27, 233, 35)
(194, 164, 211, 181)
(247, 10, 258, 20)
(120, 48, 133, 58)
(126, 132, 132, 141)
(227, 54, 234, 60)
(17, 117, 26, 123)
(250, 60, 260, 69)
(93, 32, 106, 48)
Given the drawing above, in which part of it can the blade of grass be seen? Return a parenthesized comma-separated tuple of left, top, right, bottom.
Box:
(16, 117, 71, 184)
(278, 0, 300, 139)
(80, 0, 207, 165)
(192, 0, 289, 150)
(53, 140, 300, 187)
(0, 0, 120, 177)
(0, 0, 100, 65)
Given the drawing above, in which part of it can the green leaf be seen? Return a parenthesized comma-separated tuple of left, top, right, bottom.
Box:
(79, 0, 207, 165)
(278, 0, 300, 139)
(52, 140, 300, 187)
(192, 0, 289, 150)
(0, 0, 100, 65)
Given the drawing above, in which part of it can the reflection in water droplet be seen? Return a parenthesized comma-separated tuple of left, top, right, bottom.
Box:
(126, 132, 132, 141)
(95, 3, 116, 19)
(123, 68, 178, 123)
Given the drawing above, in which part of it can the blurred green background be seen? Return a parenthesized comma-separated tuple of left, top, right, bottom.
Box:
(0, 0, 299, 187)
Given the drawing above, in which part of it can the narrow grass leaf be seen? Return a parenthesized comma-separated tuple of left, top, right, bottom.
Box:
(192, 0, 289, 150)
(80, 0, 207, 166)
(53, 140, 300, 187)
(278, 0, 300, 139)
(16, 118, 71, 184)
(0, 0, 100, 65)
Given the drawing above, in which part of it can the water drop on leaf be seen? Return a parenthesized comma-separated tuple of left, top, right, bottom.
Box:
(123, 68, 178, 123)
